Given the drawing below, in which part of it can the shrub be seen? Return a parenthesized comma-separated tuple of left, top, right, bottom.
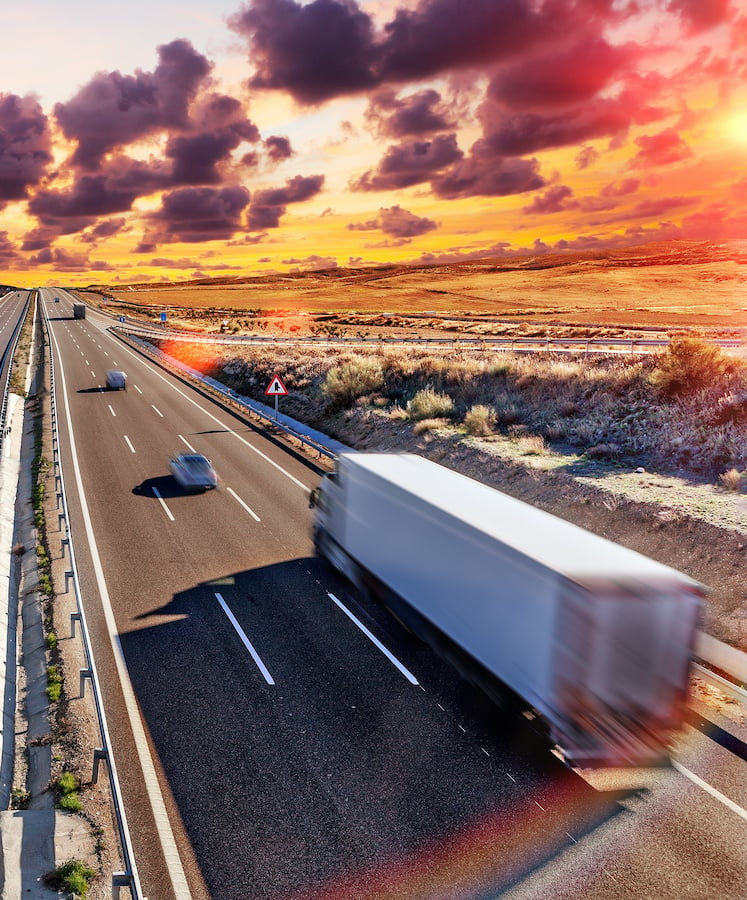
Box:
(650, 336, 736, 397)
(57, 771, 83, 812)
(322, 359, 384, 408)
(407, 389, 454, 421)
(413, 418, 451, 434)
(47, 665, 63, 702)
(463, 404, 495, 436)
(44, 859, 96, 898)
(719, 468, 744, 491)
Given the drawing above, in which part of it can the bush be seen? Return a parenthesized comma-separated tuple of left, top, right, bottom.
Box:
(322, 359, 384, 408)
(407, 389, 454, 421)
(463, 404, 495, 436)
(719, 468, 744, 491)
(57, 771, 82, 813)
(651, 336, 736, 397)
(45, 859, 96, 898)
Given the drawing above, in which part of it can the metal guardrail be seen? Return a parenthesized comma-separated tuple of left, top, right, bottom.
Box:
(109, 322, 744, 355)
(43, 310, 143, 900)
(116, 330, 339, 461)
(692, 663, 747, 706)
(0, 293, 31, 457)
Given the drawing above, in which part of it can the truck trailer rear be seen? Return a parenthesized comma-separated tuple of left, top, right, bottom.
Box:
(311, 452, 703, 767)
(73, 303, 86, 319)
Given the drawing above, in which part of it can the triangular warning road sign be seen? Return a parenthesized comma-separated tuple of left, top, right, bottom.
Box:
(265, 375, 288, 395)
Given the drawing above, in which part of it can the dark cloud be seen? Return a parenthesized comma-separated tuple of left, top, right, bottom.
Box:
(348, 204, 438, 237)
(351, 134, 462, 191)
(80, 218, 128, 244)
(667, 0, 733, 33)
(247, 174, 325, 230)
(629, 129, 693, 168)
(28, 247, 115, 271)
(231, 0, 557, 105)
(600, 177, 640, 198)
(479, 99, 638, 158)
(487, 37, 636, 110)
(282, 253, 338, 270)
(166, 93, 260, 184)
(575, 146, 599, 169)
(377, 0, 547, 84)
(144, 185, 251, 244)
(264, 135, 293, 161)
(522, 184, 575, 214)
(0, 93, 53, 205)
(0, 231, 21, 264)
(365, 88, 453, 137)
(54, 39, 212, 170)
(630, 195, 694, 218)
(231, 0, 378, 104)
(29, 174, 142, 226)
(431, 141, 545, 199)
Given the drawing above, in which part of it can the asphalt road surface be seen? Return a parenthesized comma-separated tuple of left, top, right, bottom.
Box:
(40, 288, 747, 900)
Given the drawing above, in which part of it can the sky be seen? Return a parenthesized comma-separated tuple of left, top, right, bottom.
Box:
(1, 0, 746, 287)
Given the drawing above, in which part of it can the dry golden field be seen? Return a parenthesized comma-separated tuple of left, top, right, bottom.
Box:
(92, 240, 747, 335)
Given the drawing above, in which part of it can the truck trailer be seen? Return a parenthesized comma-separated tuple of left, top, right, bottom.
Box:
(73, 303, 86, 319)
(311, 453, 703, 767)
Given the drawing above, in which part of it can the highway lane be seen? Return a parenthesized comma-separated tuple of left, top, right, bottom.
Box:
(41, 289, 747, 900)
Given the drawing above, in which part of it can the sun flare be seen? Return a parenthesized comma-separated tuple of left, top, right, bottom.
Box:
(724, 109, 747, 144)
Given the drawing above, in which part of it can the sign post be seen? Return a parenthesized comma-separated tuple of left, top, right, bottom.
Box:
(264, 375, 288, 420)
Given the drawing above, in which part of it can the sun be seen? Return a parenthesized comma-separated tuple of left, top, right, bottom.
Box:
(724, 109, 747, 144)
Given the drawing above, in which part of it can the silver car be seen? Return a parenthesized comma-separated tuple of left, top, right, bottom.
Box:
(168, 453, 218, 491)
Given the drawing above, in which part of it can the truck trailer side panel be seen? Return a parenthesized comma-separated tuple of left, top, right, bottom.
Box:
(317, 453, 702, 765)
(335, 454, 562, 714)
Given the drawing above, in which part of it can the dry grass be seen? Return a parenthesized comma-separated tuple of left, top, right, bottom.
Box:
(155, 331, 746, 480)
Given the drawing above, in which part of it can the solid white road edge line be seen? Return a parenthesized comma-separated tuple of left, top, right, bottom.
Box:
(327, 593, 419, 685)
(227, 486, 260, 522)
(109, 336, 309, 491)
(48, 322, 192, 899)
(672, 760, 747, 822)
(152, 486, 175, 522)
(214, 593, 275, 685)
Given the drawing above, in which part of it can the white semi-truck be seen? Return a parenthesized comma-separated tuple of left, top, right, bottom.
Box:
(311, 453, 703, 767)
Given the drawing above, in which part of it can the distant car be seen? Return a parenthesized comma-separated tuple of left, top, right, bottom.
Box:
(54, 297, 60, 302)
(106, 370, 127, 390)
(169, 453, 218, 491)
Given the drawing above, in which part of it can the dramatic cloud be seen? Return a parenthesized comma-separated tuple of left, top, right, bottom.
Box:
(80, 218, 128, 244)
(0, 93, 53, 206)
(264, 135, 292, 161)
(365, 88, 453, 137)
(166, 94, 260, 184)
(247, 174, 325, 230)
(668, 0, 733, 33)
(231, 0, 378, 104)
(231, 0, 557, 105)
(629, 128, 693, 168)
(54, 39, 212, 170)
(487, 37, 637, 110)
(352, 134, 463, 191)
(348, 204, 438, 238)
(144, 185, 251, 244)
(0, 231, 21, 264)
(522, 184, 575, 214)
(432, 141, 545, 199)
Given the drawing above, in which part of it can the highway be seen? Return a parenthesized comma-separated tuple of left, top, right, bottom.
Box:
(40, 288, 747, 900)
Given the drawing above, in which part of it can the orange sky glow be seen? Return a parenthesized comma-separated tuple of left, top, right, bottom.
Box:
(1, 0, 746, 288)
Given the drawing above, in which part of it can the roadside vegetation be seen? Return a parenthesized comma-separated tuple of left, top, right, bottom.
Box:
(156, 335, 747, 482)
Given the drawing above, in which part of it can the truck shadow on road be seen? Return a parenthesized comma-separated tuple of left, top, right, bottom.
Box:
(118, 558, 633, 900)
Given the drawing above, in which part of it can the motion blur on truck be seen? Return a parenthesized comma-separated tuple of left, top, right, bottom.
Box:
(310, 453, 704, 767)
